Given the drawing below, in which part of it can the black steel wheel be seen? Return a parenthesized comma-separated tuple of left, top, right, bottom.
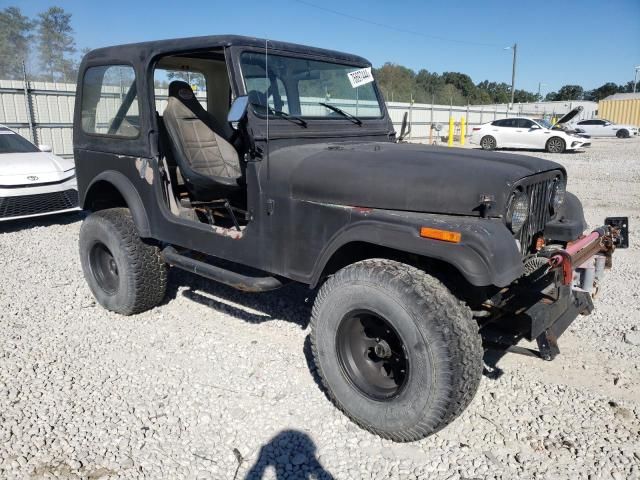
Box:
(336, 310, 409, 401)
(546, 137, 566, 153)
(79, 208, 168, 315)
(89, 242, 119, 295)
(311, 259, 483, 442)
(480, 135, 497, 150)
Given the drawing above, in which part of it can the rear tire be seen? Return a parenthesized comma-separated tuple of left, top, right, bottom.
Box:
(616, 129, 629, 139)
(546, 137, 566, 153)
(480, 135, 497, 150)
(79, 208, 168, 315)
(310, 259, 483, 442)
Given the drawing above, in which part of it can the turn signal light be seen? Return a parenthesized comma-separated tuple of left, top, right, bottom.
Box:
(420, 227, 462, 243)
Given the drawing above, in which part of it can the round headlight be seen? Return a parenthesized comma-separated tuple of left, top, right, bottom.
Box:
(506, 191, 529, 233)
(551, 176, 566, 213)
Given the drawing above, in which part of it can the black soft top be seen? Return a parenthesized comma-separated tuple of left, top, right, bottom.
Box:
(83, 34, 371, 67)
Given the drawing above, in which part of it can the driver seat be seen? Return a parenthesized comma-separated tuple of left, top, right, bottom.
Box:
(163, 81, 241, 202)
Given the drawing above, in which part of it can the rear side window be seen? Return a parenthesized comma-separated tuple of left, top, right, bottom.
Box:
(517, 119, 534, 128)
(493, 119, 518, 127)
(81, 65, 140, 138)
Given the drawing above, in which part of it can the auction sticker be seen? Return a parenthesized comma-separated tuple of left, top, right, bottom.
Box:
(347, 67, 374, 88)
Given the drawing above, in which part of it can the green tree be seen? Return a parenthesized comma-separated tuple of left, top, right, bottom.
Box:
(547, 84, 584, 101)
(442, 72, 479, 102)
(413, 69, 444, 102)
(373, 63, 415, 102)
(0, 7, 33, 79)
(36, 6, 76, 82)
(513, 89, 538, 103)
(476, 80, 511, 103)
(584, 82, 623, 101)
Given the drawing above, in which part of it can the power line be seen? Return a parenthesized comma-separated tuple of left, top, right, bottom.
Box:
(292, 0, 504, 49)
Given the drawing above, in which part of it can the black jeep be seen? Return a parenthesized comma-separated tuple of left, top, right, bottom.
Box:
(73, 35, 628, 442)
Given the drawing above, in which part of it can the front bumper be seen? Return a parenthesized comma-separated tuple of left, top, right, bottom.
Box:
(0, 176, 80, 222)
(483, 218, 628, 359)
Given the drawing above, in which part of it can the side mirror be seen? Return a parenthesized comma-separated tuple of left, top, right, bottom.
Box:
(529, 125, 541, 131)
(39, 144, 52, 152)
(398, 111, 411, 141)
(227, 95, 249, 129)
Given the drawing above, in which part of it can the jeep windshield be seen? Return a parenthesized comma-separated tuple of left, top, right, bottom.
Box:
(240, 52, 383, 120)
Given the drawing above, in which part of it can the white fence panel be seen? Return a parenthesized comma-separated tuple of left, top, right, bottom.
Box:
(1, 79, 597, 157)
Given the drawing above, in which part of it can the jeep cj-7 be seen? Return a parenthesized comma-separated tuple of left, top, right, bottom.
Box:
(73, 36, 628, 442)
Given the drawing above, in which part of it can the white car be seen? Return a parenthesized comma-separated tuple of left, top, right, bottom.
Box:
(573, 119, 638, 138)
(0, 126, 79, 222)
(470, 111, 591, 153)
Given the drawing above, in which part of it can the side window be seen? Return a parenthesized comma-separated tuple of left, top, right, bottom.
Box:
(81, 65, 140, 137)
(492, 119, 505, 127)
(517, 119, 534, 128)
(154, 69, 207, 115)
(500, 119, 517, 128)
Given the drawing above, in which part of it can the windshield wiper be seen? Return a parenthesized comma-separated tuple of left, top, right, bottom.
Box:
(318, 102, 362, 125)
(250, 103, 307, 127)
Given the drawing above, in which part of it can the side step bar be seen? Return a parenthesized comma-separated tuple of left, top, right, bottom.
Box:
(161, 246, 283, 292)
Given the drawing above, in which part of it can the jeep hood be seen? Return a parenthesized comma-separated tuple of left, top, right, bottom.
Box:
(272, 142, 564, 216)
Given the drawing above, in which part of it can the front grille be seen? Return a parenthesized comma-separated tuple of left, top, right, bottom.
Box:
(0, 189, 78, 219)
(517, 175, 556, 255)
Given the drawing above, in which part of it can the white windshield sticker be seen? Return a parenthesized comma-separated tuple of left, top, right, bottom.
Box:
(347, 67, 374, 88)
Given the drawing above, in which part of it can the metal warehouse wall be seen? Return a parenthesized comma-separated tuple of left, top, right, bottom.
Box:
(1, 79, 592, 157)
(599, 98, 640, 127)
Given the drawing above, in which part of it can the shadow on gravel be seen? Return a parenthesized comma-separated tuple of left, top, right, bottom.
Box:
(0, 210, 85, 234)
(303, 335, 331, 399)
(482, 348, 507, 380)
(243, 429, 334, 480)
(164, 268, 313, 328)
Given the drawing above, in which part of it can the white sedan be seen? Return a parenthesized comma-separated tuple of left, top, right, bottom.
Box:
(574, 119, 638, 138)
(0, 126, 79, 222)
(470, 117, 591, 153)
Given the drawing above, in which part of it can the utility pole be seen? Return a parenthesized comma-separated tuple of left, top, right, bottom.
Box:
(634, 66, 640, 94)
(537, 82, 547, 100)
(509, 43, 517, 106)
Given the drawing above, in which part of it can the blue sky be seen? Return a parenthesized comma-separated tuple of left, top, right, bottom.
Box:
(11, 0, 640, 93)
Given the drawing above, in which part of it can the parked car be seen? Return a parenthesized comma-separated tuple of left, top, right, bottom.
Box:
(73, 35, 627, 442)
(0, 126, 78, 222)
(573, 119, 638, 138)
(470, 111, 590, 153)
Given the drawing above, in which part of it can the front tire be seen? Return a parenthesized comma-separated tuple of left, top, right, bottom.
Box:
(546, 137, 566, 153)
(79, 208, 168, 315)
(480, 135, 497, 150)
(310, 259, 483, 442)
(616, 129, 629, 139)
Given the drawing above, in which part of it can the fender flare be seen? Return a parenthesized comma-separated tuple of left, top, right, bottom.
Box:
(83, 170, 151, 237)
(308, 212, 524, 288)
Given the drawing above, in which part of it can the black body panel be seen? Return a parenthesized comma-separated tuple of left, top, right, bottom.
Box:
(272, 141, 563, 216)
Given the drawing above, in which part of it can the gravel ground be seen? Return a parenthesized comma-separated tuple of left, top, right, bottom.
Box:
(1, 137, 639, 480)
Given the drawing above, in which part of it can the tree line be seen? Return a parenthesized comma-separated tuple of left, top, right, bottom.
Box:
(1, 5, 637, 103)
(0, 6, 77, 82)
(373, 63, 639, 105)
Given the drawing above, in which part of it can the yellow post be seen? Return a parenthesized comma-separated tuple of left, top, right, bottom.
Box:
(460, 116, 466, 146)
(448, 116, 454, 147)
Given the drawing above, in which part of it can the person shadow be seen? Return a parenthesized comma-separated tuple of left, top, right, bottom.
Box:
(244, 430, 334, 480)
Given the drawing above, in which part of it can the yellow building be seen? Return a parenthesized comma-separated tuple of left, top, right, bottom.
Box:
(598, 93, 640, 127)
